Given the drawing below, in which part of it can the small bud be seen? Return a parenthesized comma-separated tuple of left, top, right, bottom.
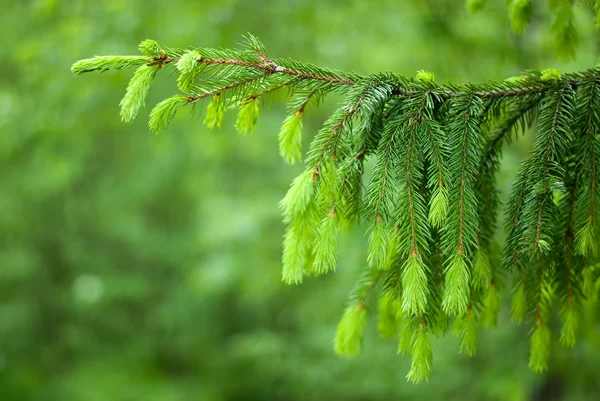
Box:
(176, 51, 202, 74)
(415, 70, 435, 84)
(138, 39, 162, 57)
(540, 68, 561, 81)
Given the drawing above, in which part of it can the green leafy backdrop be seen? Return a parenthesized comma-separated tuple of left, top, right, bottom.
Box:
(1, 0, 599, 400)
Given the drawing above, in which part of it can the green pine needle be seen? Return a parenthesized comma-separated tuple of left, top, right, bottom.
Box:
(176, 50, 201, 74)
(455, 309, 478, 356)
(149, 95, 187, 133)
(138, 39, 162, 57)
(367, 221, 389, 270)
(71, 55, 150, 75)
(204, 95, 226, 129)
(312, 211, 340, 275)
(235, 98, 260, 135)
(281, 221, 307, 285)
(442, 254, 470, 315)
(282, 195, 319, 285)
(559, 305, 579, 347)
(398, 317, 413, 356)
(401, 255, 430, 315)
(120, 64, 158, 123)
(176, 51, 204, 92)
(576, 221, 597, 256)
(529, 323, 551, 373)
(280, 170, 315, 219)
(472, 249, 492, 290)
(406, 325, 433, 384)
(383, 228, 400, 270)
(278, 112, 304, 164)
(428, 186, 447, 229)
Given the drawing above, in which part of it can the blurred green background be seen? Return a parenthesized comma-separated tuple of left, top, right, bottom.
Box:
(1, 1, 600, 400)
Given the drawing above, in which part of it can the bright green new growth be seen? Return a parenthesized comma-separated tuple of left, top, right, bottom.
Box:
(71, 55, 150, 75)
(335, 265, 382, 356)
(312, 210, 340, 275)
(73, 30, 600, 382)
(278, 113, 303, 164)
(120, 64, 158, 123)
(415, 70, 435, 84)
(406, 322, 433, 383)
(472, 249, 492, 290)
(401, 255, 429, 315)
(280, 170, 314, 218)
(139, 39, 162, 57)
(481, 283, 500, 327)
(235, 98, 260, 135)
(510, 278, 528, 324)
(334, 305, 368, 356)
(204, 95, 225, 129)
(529, 324, 552, 373)
(428, 187, 447, 229)
(454, 308, 478, 356)
(149, 95, 187, 133)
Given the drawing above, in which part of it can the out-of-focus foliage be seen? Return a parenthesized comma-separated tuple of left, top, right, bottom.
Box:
(1, 0, 599, 400)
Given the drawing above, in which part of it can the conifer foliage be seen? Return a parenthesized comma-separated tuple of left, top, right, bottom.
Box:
(72, 35, 600, 382)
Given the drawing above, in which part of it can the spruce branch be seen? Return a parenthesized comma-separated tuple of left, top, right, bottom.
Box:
(72, 35, 600, 383)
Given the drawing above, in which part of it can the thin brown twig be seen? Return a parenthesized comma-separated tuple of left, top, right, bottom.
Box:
(151, 52, 589, 100)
